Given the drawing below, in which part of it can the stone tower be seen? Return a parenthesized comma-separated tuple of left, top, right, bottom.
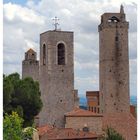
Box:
(98, 5, 130, 113)
(39, 30, 75, 127)
(22, 48, 39, 81)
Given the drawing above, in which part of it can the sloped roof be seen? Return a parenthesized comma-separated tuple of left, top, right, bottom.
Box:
(27, 48, 36, 53)
(103, 112, 137, 140)
(65, 108, 103, 117)
(48, 128, 98, 139)
(37, 125, 53, 136)
(38, 126, 98, 139)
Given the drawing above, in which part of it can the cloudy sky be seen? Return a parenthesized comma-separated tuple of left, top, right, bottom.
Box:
(3, 0, 137, 97)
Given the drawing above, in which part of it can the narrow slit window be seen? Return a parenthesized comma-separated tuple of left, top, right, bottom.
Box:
(115, 36, 119, 41)
(43, 44, 46, 65)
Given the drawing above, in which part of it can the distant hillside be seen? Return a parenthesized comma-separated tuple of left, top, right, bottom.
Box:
(130, 96, 137, 106)
(79, 95, 137, 107)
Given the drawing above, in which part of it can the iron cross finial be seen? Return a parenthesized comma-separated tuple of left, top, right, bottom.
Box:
(53, 16, 59, 30)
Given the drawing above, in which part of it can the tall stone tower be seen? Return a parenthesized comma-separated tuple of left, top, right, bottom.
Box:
(22, 48, 39, 81)
(98, 5, 130, 113)
(39, 30, 75, 127)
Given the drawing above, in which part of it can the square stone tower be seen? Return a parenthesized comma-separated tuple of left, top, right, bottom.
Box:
(39, 30, 75, 127)
(22, 48, 39, 81)
(98, 5, 130, 113)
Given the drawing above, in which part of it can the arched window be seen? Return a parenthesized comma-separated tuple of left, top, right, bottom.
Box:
(43, 44, 46, 65)
(57, 43, 65, 65)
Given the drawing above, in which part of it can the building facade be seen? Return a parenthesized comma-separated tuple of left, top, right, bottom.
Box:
(39, 30, 75, 127)
(86, 91, 100, 113)
(99, 5, 130, 113)
(65, 108, 103, 135)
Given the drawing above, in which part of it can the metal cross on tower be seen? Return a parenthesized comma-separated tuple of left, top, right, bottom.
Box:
(53, 16, 59, 30)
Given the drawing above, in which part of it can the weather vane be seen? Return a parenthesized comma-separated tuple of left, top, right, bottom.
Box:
(52, 16, 60, 30)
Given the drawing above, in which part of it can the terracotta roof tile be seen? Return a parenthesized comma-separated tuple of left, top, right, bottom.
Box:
(103, 113, 137, 140)
(65, 108, 103, 117)
(41, 127, 98, 139)
(37, 124, 53, 136)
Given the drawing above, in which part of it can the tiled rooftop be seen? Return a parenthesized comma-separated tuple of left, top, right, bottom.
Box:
(38, 125, 98, 139)
(47, 128, 98, 139)
(103, 112, 137, 140)
(37, 125, 53, 136)
(65, 108, 103, 117)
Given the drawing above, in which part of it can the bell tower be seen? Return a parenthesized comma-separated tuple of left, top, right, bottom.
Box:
(98, 5, 130, 113)
(39, 30, 75, 127)
(22, 48, 39, 81)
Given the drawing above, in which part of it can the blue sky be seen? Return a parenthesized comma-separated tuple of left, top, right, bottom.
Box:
(3, 0, 137, 97)
(3, 0, 27, 5)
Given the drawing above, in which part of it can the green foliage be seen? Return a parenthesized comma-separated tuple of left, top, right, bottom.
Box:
(102, 127, 125, 140)
(3, 73, 43, 126)
(4, 112, 35, 140)
(23, 127, 34, 140)
(3, 76, 14, 112)
(3, 112, 24, 140)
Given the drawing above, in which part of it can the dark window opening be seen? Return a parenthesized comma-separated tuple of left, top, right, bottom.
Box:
(108, 16, 120, 23)
(83, 127, 89, 132)
(57, 43, 65, 65)
(115, 36, 119, 41)
(98, 108, 100, 113)
(88, 106, 90, 111)
(43, 44, 46, 65)
(94, 107, 96, 113)
(91, 107, 93, 112)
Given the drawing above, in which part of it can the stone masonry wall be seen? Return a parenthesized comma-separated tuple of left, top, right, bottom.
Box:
(65, 116, 102, 135)
(99, 12, 130, 114)
(39, 31, 75, 127)
(22, 60, 39, 81)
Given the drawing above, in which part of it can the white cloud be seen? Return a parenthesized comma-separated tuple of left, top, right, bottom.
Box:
(4, 3, 45, 25)
(3, 0, 137, 96)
